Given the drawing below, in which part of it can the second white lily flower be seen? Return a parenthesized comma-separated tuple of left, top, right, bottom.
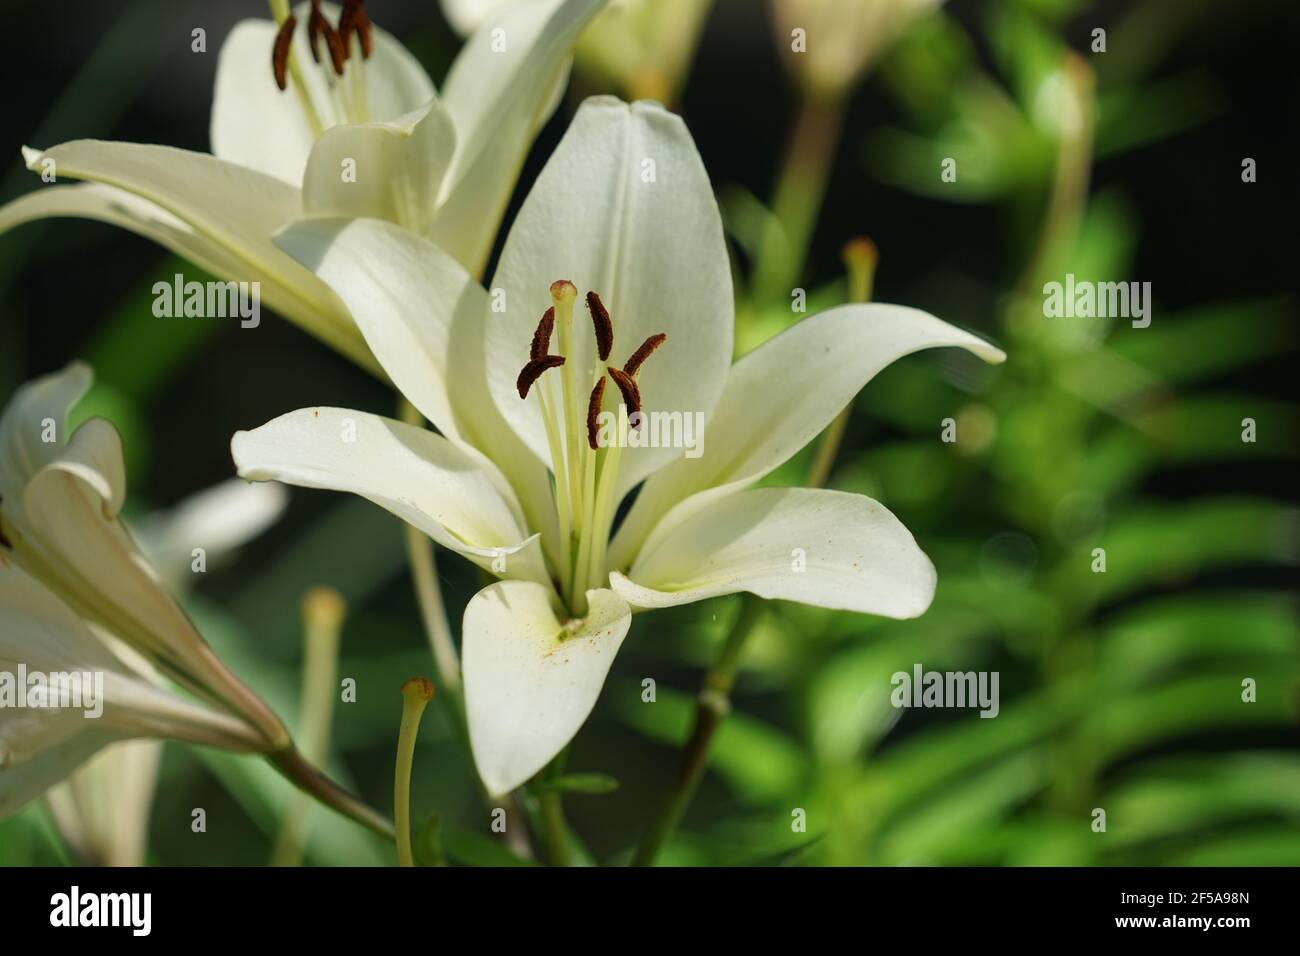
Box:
(232, 95, 1004, 796)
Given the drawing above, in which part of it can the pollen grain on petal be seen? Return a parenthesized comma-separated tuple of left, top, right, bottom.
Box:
(272, 14, 297, 91)
(623, 332, 667, 376)
(587, 291, 613, 362)
(586, 377, 607, 450)
(517, 355, 566, 399)
(531, 307, 556, 361)
(607, 367, 642, 426)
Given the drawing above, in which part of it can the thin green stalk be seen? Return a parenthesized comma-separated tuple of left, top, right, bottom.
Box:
(536, 753, 573, 867)
(631, 595, 766, 866)
(752, 94, 847, 308)
(270, 588, 345, 866)
(395, 677, 434, 867)
(268, 745, 394, 840)
(397, 399, 461, 695)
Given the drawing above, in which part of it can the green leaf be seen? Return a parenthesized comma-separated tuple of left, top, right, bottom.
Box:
(533, 773, 620, 796)
(443, 828, 536, 867)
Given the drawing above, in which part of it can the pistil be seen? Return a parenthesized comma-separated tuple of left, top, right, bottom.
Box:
(516, 284, 668, 618)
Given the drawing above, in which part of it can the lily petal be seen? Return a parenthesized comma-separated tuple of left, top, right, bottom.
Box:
(302, 100, 456, 234)
(274, 217, 560, 562)
(487, 96, 733, 494)
(430, 0, 606, 274)
(611, 486, 937, 618)
(8, 142, 373, 370)
(211, 5, 437, 185)
(231, 407, 546, 581)
(611, 304, 1004, 567)
(0, 564, 263, 819)
(463, 580, 632, 796)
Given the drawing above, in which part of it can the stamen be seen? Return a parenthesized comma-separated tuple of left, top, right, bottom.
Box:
(624, 332, 667, 376)
(307, 0, 326, 63)
(272, 15, 297, 91)
(517, 355, 565, 399)
(339, 0, 371, 61)
(325, 18, 347, 74)
(586, 378, 607, 450)
(606, 367, 642, 426)
(586, 292, 613, 361)
(531, 307, 555, 361)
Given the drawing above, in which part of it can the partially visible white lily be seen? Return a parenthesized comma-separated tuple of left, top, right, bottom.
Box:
(45, 479, 287, 865)
(772, 0, 945, 98)
(0, 0, 606, 370)
(0, 365, 390, 835)
(0, 563, 264, 820)
(0, 364, 288, 750)
(232, 96, 1004, 796)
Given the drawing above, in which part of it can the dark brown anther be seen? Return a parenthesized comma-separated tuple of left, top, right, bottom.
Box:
(530, 307, 555, 361)
(307, 1, 328, 63)
(517, 355, 566, 400)
(586, 291, 613, 361)
(623, 333, 667, 376)
(339, 0, 370, 60)
(272, 15, 297, 92)
(586, 377, 607, 450)
(607, 367, 643, 427)
(324, 18, 347, 74)
(355, 5, 374, 58)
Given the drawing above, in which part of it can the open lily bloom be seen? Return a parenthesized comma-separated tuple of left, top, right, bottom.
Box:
(0, 563, 264, 819)
(0, 0, 605, 370)
(0, 364, 288, 752)
(232, 96, 1005, 796)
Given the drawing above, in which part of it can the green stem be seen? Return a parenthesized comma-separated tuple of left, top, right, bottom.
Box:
(537, 791, 572, 867)
(397, 399, 462, 695)
(270, 588, 344, 866)
(268, 746, 394, 840)
(631, 596, 766, 866)
(753, 94, 847, 308)
(535, 752, 572, 867)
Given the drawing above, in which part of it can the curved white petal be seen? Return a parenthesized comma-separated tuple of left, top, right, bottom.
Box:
(0, 361, 93, 503)
(47, 739, 163, 866)
(0, 565, 263, 819)
(611, 487, 937, 618)
(0, 183, 373, 372)
(273, 217, 560, 557)
(431, 0, 606, 273)
(302, 99, 455, 234)
(211, 5, 437, 185)
(463, 580, 631, 796)
(611, 304, 1004, 567)
(441, 0, 513, 36)
(231, 407, 546, 581)
(133, 479, 288, 588)
(487, 96, 733, 495)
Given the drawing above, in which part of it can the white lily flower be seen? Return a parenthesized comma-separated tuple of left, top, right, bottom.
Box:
(0, 0, 606, 370)
(0, 563, 264, 820)
(46, 478, 287, 865)
(0, 363, 288, 751)
(232, 96, 1004, 796)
